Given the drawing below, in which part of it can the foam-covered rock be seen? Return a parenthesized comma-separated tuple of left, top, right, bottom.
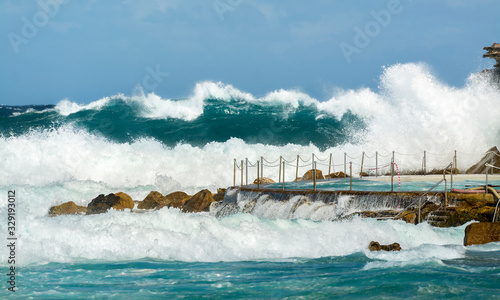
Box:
(86, 192, 134, 215)
(48, 201, 86, 217)
(138, 191, 166, 209)
(183, 189, 215, 213)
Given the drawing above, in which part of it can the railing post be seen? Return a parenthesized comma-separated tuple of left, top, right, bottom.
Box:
(360, 151, 365, 178)
(312, 154, 314, 171)
(260, 156, 264, 182)
(328, 153, 332, 181)
(245, 158, 248, 186)
(241, 160, 244, 188)
(313, 162, 317, 191)
(423, 150, 426, 176)
(376, 151, 378, 177)
(282, 161, 285, 191)
(344, 152, 347, 178)
(486, 163, 489, 190)
(279, 156, 282, 183)
(295, 155, 299, 182)
(233, 159, 236, 187)
(257, 160, 260, 189)
(349, 162, 352, 191)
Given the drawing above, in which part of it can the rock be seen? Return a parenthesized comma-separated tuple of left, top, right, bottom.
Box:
(48, 201, 86, 217)
(212, 189, 226, 202)
(359, 172, 369, 177)
(325, 172, 348, 179)
(86, 192, 134, 215)
(301, 169, 324, 181)
(183, 189, 215, 213)
(138, 191, 166, 210)
(464, 222, 500, 246)
(466, 146, 500, 174)
(401, 212, 417, 224)
(484, 43, 500, 69)
(253, 177, 275, 184)
(162, 191, 191, 209)
(369, 241, 402, 252)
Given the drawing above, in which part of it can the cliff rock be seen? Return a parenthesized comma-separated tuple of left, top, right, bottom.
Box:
(464, 222, 500, 246)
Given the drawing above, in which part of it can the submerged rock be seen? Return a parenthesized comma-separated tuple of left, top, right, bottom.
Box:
(369, 241, 402, 252)
(183, 189, 215, 213)
(464, 222, 500, 246)
(48, 201, 86, 217)
(86, 192, 134, 215)
(301, 169, 324, 181)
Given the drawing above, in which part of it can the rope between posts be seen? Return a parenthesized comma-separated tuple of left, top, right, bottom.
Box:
(299, 156, 312, 163)
(313, 154, 329, 161)
(346, 154, 362, 159)
(263, 157, 281, 164)
(264, 163, 282, 168)
(394, 152, 420, 156)
(367, 163, 391, 171)
(282, 156, 297, 163)
(377, 152, 392, 157)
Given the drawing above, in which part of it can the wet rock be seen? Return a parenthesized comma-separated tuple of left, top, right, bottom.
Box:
(464, 222, 500, 246)
(48, 201, 86, 217)
(162, 191, 191, 209)
(253, 177, 275, 184)
(325, 172, 348, 179)
(183, 189, 215, 213)
(86, 192, 134, 215)
(301, 169, 324, 181)
(138, 191, 166, 210)
(212, 189, 226, 202)
(359, 172, 369, 177)
(369, 241, 402, 251)
(466, 146, 500, 174)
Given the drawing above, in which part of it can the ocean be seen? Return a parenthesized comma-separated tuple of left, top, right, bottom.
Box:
(1, 62, 500, 298)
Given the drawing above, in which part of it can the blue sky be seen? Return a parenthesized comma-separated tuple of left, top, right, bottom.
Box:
(1, 0, 498, 105)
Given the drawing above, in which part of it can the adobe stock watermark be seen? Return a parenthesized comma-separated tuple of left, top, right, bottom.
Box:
(213, 0, 243, 21)
(8, 0, 70, 54)
(340, 0, 410, 63)
(98, 64, 168, 135)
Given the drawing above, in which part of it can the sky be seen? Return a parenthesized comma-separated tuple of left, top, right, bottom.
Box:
(0, 0, 498, 105)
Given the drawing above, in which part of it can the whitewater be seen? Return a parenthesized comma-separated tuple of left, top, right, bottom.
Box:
(1, 63, 500, 298)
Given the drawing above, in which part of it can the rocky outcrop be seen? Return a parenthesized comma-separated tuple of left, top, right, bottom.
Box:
(48, 201, 86, 217)
(86, 192, 134, 215)
(369, 241, 401, 251)
(301, 169, 324, 181)
(253, 177, 275, 184)
(466, 146, 500, 174)
(484, 43, 500, 69)
(464, 222, 500, 246)
(138, 191, 166, 210)
(183, 189, 215, 213)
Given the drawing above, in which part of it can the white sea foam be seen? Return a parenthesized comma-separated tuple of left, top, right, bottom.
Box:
(0, 186, 468, 266)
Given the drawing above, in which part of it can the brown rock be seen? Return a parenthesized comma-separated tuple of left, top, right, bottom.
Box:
(402, 212, 417, 224)
(359, 172, 369, 177)
(138, 191, 166, 210)
(86, 192, 134, 215)
(301, 169, 324, 181)
(369, 241, 402, 251)
(325, 171, 348, 179)
(253, 177, 275, 184)
(183, 189, 215, 213)
(464, 222, 500, 246)
(162, 191, 191, 209)
(466, 146, 500, 174)
(48, 201, 86, 217)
